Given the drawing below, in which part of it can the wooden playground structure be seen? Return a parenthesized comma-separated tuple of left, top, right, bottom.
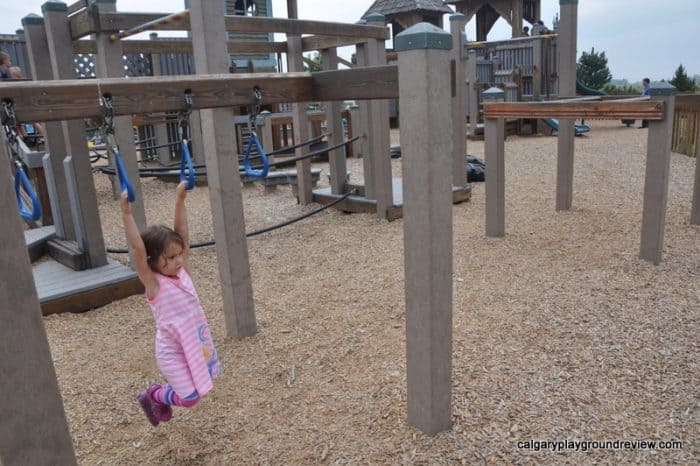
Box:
(1, 0, 698, 463)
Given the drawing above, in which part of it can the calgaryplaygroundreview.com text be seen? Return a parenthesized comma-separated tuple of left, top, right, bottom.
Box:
(517, 439, 683, 453)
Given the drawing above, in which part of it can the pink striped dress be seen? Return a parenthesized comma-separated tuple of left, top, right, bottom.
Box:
(146, 268, 221, 398)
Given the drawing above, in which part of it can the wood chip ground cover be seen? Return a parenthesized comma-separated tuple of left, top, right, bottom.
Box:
(43, 121, 698, 464)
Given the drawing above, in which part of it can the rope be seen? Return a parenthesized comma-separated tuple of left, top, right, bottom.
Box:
(106, 189, 357, 253)
(251, 136, 359, 170)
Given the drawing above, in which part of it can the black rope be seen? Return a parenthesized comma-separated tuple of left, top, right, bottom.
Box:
(106, 189, 357, 254)
(250, 136, 359, 170)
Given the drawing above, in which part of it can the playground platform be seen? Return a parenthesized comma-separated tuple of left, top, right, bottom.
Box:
(313, 178, 472, 221)
(31, 256, 142, 316)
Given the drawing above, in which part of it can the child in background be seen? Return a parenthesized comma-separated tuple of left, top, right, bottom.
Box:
(120, 181, 221, 426)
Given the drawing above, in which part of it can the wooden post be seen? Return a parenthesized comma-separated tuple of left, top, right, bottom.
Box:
(466, 49, 479, 137)
(92, 0, 147, 234)
(640, 82, 677, 264)
(20, 15, 54, 226)
(512, 0, 523, 37)
(450, 14, 468, 188)
(42, 1, 107, 267)
(396, 23, 453, 436)
(691, 117, 700, 225)
(483, 87, 506, 237)
(555, 0, 578, 211)
(321, 47, 347, 195)
(355, 36, 374, 197)
(0, 140, 77, 466)
(22, 12, 73, 238)
(365, 14, 393, 219)
(149, 33, 172, 166)
(189, 0, 256, 339)
(286, 35, 313, 204)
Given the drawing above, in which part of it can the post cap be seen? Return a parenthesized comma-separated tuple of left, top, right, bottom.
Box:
(42, 2, 68, 12)
(450, 13, 467, 22)
(482, 87, 505, 101)
(395, 23, 452, 52)
(355, 19, 367, 25)
(22, 14, 44, 26)
(560, 0, 579, 4)
(364, 13, 385, 23)
(90, 0, 117, 4)
(649, 81, 677, 96)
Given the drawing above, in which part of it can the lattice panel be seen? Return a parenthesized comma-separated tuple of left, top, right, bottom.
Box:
(73, 53, 152, 78)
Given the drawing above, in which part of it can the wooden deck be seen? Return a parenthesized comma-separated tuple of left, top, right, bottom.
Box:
(313, 178, 472, 221)
(24, 225, 56, 262)
(34, 258, 143, 315)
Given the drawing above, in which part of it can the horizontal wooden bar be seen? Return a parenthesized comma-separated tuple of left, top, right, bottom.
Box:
(71, 11, 389, 41)
(72, 39, 287, 55)
(483, 101, 665, 120)
(301, 35, 368, 52)
(0, 66, 398, 122)
(67, 0, 89, 16)
(311, 65, 398, 101)
(225, 16, 389, 39)
(1, 73, 311, 123)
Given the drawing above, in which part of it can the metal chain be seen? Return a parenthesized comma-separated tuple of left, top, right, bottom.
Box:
(177, 90, 193, 141)
(248, 86, 262, 133)
(2, 100, 19, 149)
(99, 94, 119, 155)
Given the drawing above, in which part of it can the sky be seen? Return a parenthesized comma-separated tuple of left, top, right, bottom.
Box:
(2, 0, 698, 82)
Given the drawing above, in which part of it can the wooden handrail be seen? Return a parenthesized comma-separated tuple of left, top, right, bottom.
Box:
(483, 100, 665, 120)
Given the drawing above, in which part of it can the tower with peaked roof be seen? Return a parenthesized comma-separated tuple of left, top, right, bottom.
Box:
(445, 0, 542, 40)
(361, 0, 454, 42)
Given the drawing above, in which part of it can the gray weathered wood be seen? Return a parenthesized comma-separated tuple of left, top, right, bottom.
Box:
(0, 138, 77, 466)
(24, 13, 75, 240)
(322, 48, 347, 195)
(148, 34, 172, 165)
(485, 117, 505, 236)
(71, 38, 287, 55)
(355, 43, 374, 197)
(640, 91, 676, 264)
(63, 156, 87, 252)
(466, 50, 479, 136)
(451, 14, 468, 187)
(366, 15, 393, 219)
(42, 154, 64, 237)
(691, 122, 700, 225)
(287, 34, 313, 204)
(555, 0, 578, 211)
(43, 2, 107, 267)
(0, 67, 399, 123)
(397, 23, 453, 437)
(190, 0, 256, 339)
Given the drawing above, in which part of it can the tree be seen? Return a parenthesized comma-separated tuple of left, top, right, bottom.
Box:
(669, 64, 696, 92)
(303, 52, 323, 72)
(576, 48, 612, 91)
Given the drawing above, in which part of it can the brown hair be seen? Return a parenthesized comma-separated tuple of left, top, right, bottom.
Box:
(140, 225, 184, 272)
(0, 51, 10, 66)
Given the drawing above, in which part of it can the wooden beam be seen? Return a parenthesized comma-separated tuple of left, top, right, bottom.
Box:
(70, 11, 389, 40)
(1, 67, 399, 123)
(311, 65, 398, 102)
(301, 35, 368, 52)
(1, 73, 311, 123)
(72, 39, 288, 55)
(483, 101, 665, 120)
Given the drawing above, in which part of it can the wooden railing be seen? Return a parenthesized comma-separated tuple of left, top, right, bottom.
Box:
(672, 94, 699, 157)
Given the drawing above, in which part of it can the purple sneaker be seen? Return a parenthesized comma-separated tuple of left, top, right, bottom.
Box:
(147, 384, 173, 423)
(137, 390, 160, 426)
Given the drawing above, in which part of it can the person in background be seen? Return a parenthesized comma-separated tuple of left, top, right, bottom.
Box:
(522, 26, 530, 36)
(0, 51, 11, 79)
(640, 78, 651, 128)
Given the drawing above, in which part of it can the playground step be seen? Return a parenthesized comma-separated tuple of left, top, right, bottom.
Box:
(47, 238, 90, 271)
(24, 225, 56, 262)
